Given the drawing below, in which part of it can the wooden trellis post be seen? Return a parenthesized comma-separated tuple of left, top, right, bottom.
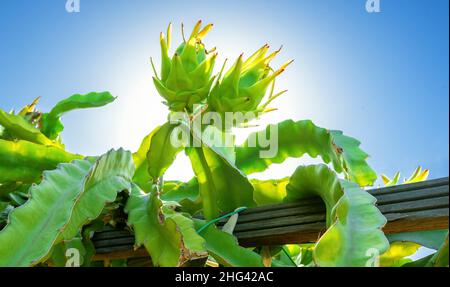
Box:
(92, 177, 449, 261)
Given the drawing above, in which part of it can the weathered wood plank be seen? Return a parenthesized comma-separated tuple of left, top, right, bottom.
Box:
(233, 213, 327, 232)
(91, 177, 449, 258)
(384, 208, 449, 222)
(216, 183, 448, 226)
(375, 185, 448, 205)
(236, 210, 449, 246)
(215, 177, 449, 224)
(368, 177, 448, 196)
(237, 223, 326, 246)
(93, 230, 134, 240)
(95, 245, 136, 254)
(217, 192, 448, 226)
(94, 236, 135, 248)
(382, 216, 449, 234)
(227, 204, 326, 224)
(236, 197, 323, 215)
(378, 196, 449, 214)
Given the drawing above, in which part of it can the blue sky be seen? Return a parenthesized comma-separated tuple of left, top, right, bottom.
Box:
(0, 0, 448, 182)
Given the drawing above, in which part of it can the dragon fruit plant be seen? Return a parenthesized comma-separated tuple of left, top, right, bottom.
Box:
(0, 21, 446, 267)
(152, 21, 217, 112)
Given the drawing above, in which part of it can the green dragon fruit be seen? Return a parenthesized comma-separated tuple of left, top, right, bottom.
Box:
(152, 21, 217, 112)
(208, 44, 292, 115)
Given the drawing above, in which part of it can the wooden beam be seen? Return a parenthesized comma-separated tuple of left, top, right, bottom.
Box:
(92, 248, 149, 261)
(91, 177, 449, 259)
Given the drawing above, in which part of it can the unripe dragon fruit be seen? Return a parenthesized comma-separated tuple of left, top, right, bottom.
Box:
(207, 44, 293, 115)
(152, 21, 217, 112)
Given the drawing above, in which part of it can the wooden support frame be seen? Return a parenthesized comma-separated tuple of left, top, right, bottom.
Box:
(92, 177, 449, 261)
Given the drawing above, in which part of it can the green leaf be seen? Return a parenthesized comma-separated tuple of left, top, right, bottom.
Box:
(275, 246, 298, 267)
(0, 139, 81, 183)
(0, 203, 13, 229)
(186, 124, 255, 219)
(0, 201, 10, 214)
(330, 130, 377, 186)
(0, 159, 91, 266)
(0, 149, 133, 266)
(80, 219, 105, 266)
(387, 230, 448, 250)
(296, 245, 315, 266)
(8, 191, 27, 206)
(161, 179, 202, 215)
(125, 184, 207, 267)
(251, 178, 288, 206)
(426, 233, 449, 267)
(379, 242, 421, 267)
(59, 149, 135, 240)
(403, 232, 449, 267)
(132, 126, 161, 191)
(280, 244, 315, 267)
(194, 219, 264, 267)
(402, 254, 435, 267)
(49, 237, 87, 267)
(285, 164, 389, 266)
(236, 120, 377, 186)
(0, 182, 32, 203)
(187, 145, 255, 220)
(147, 122, 185, 181)
(0, 109, 57, 147)
(41, 92, 115, 140)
